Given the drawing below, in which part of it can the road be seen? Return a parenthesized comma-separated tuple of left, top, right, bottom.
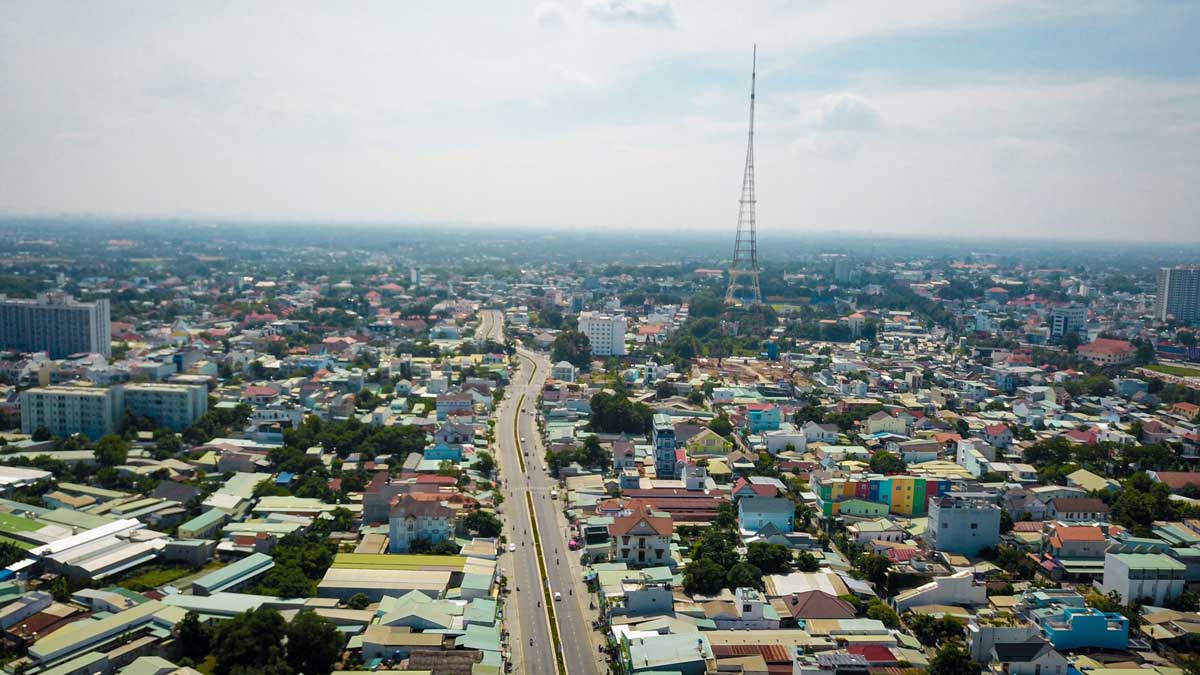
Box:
(477, 308, 505, 343)
(494, 335, 605, 674)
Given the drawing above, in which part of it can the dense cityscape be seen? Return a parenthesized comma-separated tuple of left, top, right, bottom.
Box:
(3, 2, 1200, 675)
(0, 220, 1195, 675)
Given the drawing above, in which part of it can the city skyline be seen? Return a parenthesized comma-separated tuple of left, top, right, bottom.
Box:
(2, 2, 1200, 242)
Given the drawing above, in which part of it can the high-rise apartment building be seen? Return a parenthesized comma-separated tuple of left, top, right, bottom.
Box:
(1154, 267, 1200, 323)
(0, 293, 111, 357)
(20, 386, 123, 440)
(578, 311, 627, 356)
(123, 383, 209, 431)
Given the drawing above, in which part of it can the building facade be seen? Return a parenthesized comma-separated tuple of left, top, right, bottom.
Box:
(122, 383, 209, 431)
(388, 495, 455, 553)
(652, 414, 677, 479)
(20, 386, 122, 440)
(812, 473, 953, 518)
(0, 293, 111, 357)
(927, 495, 1001, 556)
(1098, 552, 1185, 605)
(1049, 305, 1087, 342)
(1154, 266, 1200, 323)
(578, 311, 627, 356)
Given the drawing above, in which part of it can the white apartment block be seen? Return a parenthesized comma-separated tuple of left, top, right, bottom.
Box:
(122, 383, 209, 431)
(578, 311, 627, 356)
(21, 386, 122, 440)
(0, 293, 111, 358)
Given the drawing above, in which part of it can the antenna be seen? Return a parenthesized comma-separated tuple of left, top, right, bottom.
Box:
(725, 45, 763, 307)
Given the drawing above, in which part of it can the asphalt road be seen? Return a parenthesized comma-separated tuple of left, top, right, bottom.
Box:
(493, 332, 605, 674)
(477, 308, 505, 343)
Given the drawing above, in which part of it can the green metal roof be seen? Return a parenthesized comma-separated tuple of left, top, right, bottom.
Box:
(1114, 553, 1186, 570)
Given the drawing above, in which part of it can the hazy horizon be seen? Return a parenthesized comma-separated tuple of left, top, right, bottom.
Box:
(3, 2, 1199, 242)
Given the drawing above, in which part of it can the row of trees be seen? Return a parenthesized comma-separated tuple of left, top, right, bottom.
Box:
(177, 607, 344, 675)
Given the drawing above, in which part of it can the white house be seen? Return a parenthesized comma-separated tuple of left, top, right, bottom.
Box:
(1098, 552, 1185, 605)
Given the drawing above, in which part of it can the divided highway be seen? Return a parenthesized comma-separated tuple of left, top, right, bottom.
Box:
(492, 315, 605, 675)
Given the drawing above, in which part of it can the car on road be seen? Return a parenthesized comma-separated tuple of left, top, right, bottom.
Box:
(554, 591, 562, 601)
(520, 436, 526, 443)
(551, 490, 559, 499)
(507, 543, 516, 552)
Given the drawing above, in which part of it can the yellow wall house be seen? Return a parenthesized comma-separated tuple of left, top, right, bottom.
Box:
(686, 428, 733, 457)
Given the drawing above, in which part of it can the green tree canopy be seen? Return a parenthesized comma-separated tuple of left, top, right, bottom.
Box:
(285, 610, 345, 675)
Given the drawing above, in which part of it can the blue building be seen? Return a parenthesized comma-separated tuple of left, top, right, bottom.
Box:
(746, 404, 782, 433)
(424, 443, 464, 462)
(738, 496, 795, 534)
(1036, 606, 1128, 651)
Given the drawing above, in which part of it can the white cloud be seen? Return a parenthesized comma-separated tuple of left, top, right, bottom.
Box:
(816, 93, 884, 132)
(534, 2, 566, 29)
(584, 0, 675, 27)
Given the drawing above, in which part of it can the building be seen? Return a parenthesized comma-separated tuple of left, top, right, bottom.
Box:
(927, 495, 1001, 556)
(0, 293, 111, 357)
(1049, 305, 1087, 342)
(811, 473, 952, 518)
(122, 383, 209, 431)
(892, 570, 988, 613)
(608, 502, 673, 567)
(1037, 606, 1129, 651)
(1076, 338, 1136, 366)
(1098, 552, 1186, 605)
(20, 385, 122, 440)
(738, 496, 795, 534)
(388, 494, 455, 553)
(652, 414, 677, 479)
(548, 361, 578, 383)
(578, 311, 627, 356)
(1154, 266, 1200, 323)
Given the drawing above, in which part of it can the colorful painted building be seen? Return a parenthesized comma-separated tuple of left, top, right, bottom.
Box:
(811, 473, 953, 517)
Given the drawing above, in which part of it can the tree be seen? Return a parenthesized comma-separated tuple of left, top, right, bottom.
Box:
(907, 613, 964, 647)
(1062, 331, 1081, 353)
(286, 610, 345, 675)
(176, 611, 211, 662)
(551, 330, 592, 369)
(715, 502, 737, 530)
(866, 599, 901, 628)
(211, 607, 291, 675)
(726, 561, 764, 590)
(868, 451, 906, 474)
(32, 426, 52, 442)
(475, 451, 496, 477)
(1000, 509, 1014, 534)
(94, 434, 130, 467)
(589, 392, 653, 435)
(152, 428, 183, 459)
(708, 415, 734, 438)
(746, 542, 791, 574)
(795, 550, 820, 572)
(683, 558, 726, 596)
(346, 593, 371, 610)
(855, 554, 892, 588)
(464, 510, 502, 538)
(928, 641, 980, 675)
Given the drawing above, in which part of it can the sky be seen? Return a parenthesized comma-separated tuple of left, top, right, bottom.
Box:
(1, 1, 1199, 242)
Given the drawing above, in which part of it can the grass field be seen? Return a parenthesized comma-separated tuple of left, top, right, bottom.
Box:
(118, 561, 221, 592)
(1147, 363, 1200, 377)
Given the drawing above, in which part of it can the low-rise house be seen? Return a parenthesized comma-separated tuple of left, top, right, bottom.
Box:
(1046, 497, 1109, 522)
(991, 637, 1068, 675)
(738, 496, 795, 534)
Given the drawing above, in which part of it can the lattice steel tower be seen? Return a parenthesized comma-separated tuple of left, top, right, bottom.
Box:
(725, 46, 762, 307)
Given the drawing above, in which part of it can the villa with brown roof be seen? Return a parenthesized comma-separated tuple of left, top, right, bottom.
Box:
(608, 503, 674, 567)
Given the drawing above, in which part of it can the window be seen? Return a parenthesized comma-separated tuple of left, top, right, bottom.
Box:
(970, 523, 978, 530)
